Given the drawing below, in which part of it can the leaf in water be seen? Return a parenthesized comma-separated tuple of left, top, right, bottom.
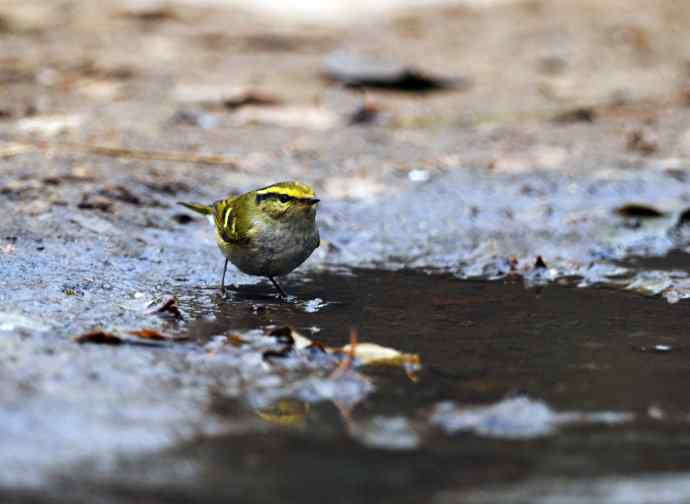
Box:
(255, 399, 309, 427)
(263, 326, 422, 376)
(339, 342, 421, 369)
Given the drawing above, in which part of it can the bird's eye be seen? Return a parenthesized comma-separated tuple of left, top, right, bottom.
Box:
(279, 195, 290, 203)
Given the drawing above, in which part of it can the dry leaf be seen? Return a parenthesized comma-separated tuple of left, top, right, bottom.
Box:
(146, 296, 183, 320)
(129, 328, 168, 341)
(340, 342, 421, 369)
(74, 330, 123, 345)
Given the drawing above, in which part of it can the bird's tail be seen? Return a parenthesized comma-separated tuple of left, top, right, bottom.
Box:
(178, 201, 212, 215)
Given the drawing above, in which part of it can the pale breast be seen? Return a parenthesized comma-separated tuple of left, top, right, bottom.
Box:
(219, 215, 319, 277)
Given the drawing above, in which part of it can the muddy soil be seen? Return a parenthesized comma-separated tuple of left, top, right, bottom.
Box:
(3, 0, 690, 502)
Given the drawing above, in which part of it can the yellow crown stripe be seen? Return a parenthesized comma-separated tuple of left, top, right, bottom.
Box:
(255, 186, 315, 199)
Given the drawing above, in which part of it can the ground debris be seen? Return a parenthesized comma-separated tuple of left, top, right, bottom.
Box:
(203, 325, 421, 415)
(99, 185, 142, 206)
(172, 84, 281, 110)
(347, 101, 383, 126)
(626, 127, 658, 155)
(145, 296, 183, 320)
(118, 2, 179, 23)
(129, 328, 188, 342)
(171, 213, 196, 224)
(339, 341, 421, 370)
(77, 193, 114, 212)
(261, 326, 421, 374)
(74, 327, 188, 345)
(232, 105, 339, 130)
(615, 203, 666, 219)
(552, 106, 596, 123)
(322, 50, 466, 92)
(329, 329, 358, 380)
(74, 330, 123, 345)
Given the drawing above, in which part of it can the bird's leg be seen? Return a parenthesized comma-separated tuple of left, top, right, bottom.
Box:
(268, 276, 287, 298)
(220, 258, 229, 294)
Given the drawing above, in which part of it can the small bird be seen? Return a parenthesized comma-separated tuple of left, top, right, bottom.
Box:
(179, 181, 320, 298)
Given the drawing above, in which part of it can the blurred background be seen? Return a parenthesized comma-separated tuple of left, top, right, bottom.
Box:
(3, 0, 690, 180)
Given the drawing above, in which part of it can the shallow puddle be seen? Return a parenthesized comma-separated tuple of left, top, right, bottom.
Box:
(118, 266, 690, 503)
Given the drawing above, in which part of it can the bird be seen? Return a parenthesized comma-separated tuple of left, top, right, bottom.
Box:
(179, 181, 320, 298)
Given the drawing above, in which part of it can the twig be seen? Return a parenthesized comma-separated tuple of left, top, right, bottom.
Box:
(330, 327, 358, 380)
(5, 140, 240, 168)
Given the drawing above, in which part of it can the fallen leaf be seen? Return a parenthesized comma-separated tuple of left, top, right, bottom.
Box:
(129, 328, 173, 341)
(255, 399, 310, 427)
(146, 296, 183, 320)
(74, 330, 123, 345)
(227, 334, 248, 347)
(339, 342, 421, 369)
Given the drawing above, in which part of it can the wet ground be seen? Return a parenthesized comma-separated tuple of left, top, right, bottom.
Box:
(7, 267, 690, 503)
(5, 0, 690, 502)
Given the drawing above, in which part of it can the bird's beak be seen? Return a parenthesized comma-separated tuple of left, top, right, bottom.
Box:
(305, 198, 320, 205)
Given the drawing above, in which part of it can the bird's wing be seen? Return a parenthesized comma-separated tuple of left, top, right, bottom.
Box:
(213, 196, 252, 244)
